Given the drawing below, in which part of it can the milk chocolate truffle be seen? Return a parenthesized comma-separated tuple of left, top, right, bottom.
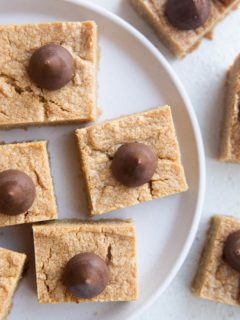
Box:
(223, 230, 240, 272)
(63, 253, 110, 299)
(111, 143, 157, 187)
(29, 43, 75, 90)
(165, 0, 211, 30)
(0, 169, 36, 215)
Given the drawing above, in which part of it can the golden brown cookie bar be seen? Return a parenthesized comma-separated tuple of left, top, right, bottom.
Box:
(0, 247, 26, 320)
(220, 55, 240, 162)
(192, 215, 240, 306)
(0, 21, 98, 128)
(33, 219, 138, 303)
(75, 106, 188, 216)
(0, 141, 57, 227)
(130, 0, 240, 58)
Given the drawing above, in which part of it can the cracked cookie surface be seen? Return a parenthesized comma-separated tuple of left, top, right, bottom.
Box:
(0, 141, 57, 227)
(0, 247, 26, 320)
(192, 215, 240, 306)
(130, 0, 240, 58)
(33, 219, 138, 303)
(76, 106, 188, 216)
(220, 54, 240, 162)
(0, 21, 98, 127)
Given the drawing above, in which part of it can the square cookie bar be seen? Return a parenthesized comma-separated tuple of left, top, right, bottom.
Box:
(130, 0, 240, 58)
(33, 219, 138, 303)
(0, 21, 98, 128)
(0, 141, 57, 227)
(192, 215, 240, 306)
(76, 106, 188, 216)
(220, 55, 240, 162)
(0, 247, 26, 319)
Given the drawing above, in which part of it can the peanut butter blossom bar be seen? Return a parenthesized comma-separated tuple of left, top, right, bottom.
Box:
(33, 220, 138, 303)
(130, 0, 240, 58)
(0, 141, 57, 227)
(0, 247, 26, 319)
(0, 21, 98, 127)
(192, 215, 240, 306)
(76, 106, 188, 216)
(220, 54, 240, 162)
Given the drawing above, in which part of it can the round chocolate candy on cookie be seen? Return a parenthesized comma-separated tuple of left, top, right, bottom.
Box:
(29, 43, 75, 90)
(223, 230, 240, 272)
(165, 0, 211, 30)
(63, 252, 110, 299)
(0, 169, 36, 215)
(111, 142, 157, 187)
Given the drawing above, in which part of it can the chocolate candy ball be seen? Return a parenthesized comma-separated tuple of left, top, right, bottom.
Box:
(0, 170, 36, 215)
(63, 253, 110, 299)
(223, 230, 240, 272)
(28, 43, 75, 90)
(111, 143, 157, 187)
(165, 0, 211, 30)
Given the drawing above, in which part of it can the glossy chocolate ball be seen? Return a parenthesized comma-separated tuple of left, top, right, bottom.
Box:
(63, 253, 110, 299)
(223, 230, 240, 272)
(0, 169, 36, 215)
(165, 0, 211, 30)
(111, 143, 157, 187)
(29, 43, 75, 90)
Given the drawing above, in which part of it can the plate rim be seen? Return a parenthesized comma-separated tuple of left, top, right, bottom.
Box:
(62, 0, 206, 317)
(4, 0, 206, 318)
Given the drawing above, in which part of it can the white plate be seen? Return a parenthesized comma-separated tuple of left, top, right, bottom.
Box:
(0, 0, 205, 319)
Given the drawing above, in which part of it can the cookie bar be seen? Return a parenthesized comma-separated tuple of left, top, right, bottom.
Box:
(33, 219, 138, 303)
(0, 247, 26, 319)
(0, 141, 57, 227)
(192, 215, 240, 306)
(0, 21, 98, 128)
(130, 0, 240, 58)
(75, 106, 188, 216)
(220, 55, 240, 162)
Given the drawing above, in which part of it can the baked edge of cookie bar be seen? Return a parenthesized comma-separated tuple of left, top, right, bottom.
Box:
(0, 248, 27, 320)
(0, 140, 58, 227)
(0, 20, 99, 128)
(220, 55, 240, 162)
(32, 219, 138, 303)
(192, 215, 240, 306)
(191, 215, 222, 299)
(129, 0, 240, 58)
(75, 106, 188, 216)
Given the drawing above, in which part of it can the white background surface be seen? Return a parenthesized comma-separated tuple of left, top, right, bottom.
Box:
(90, 1, 240, 319)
